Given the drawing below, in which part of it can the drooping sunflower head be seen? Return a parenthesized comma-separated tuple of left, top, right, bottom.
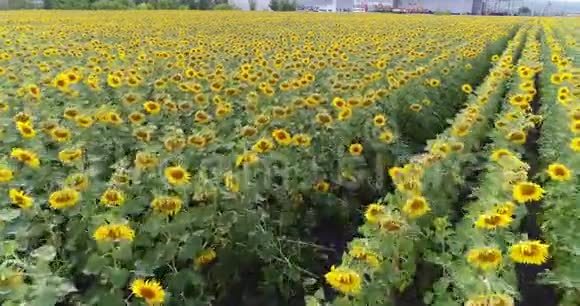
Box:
(509, 240, 549, 265)
(93, 224, 135, 242)
(466, 247, 502, 270)
(0, 166, 15, 183)
(506, 130, 526, 145)
(100, 188, 125, 207)
(324, 266, 362, 295)
(134, 152, 158, 170)
(152, 195, 183, 216)
(252, 138, 274, 154)
(512, 182, 544, 204)
(475, 213, 512, 230)
(131, 279, 165, 305)
(195, 249, 217, 267)
(64, 173, 90, 191)
(49, 188, 80, 209)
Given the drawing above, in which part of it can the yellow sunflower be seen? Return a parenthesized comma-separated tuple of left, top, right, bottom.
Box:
(324, 266, 361, 295)
(195, 249, 217, 267)
(10, 148, 40, 168)
(49, 188, 80, 209)
(546, 163, 572, 182)
(93, 224, 135, 242)
(512, 182, 544, 203)
(373, 114, 387, 127)
(509, 240, 549, 265)
(490, 148, 514, 161)
(402, 196, 431, 218)
(0, 166, 14, 183)
(349, 143, 363, 156)
(570, 137, 580, 152)
(9, 189, 33, 209)
(16, 122, 36, 138)
(466, 247, 502, 270)
(252, 138, 275, 154)
(131, 279, 165, 305)
(100, 188, 125, 207)
(272, 129, 292, 145)
(164, 166, 191, 186)
(461, 84, 473, 94)
(364, 203, 385, 224)
(475, 213, 512, 229)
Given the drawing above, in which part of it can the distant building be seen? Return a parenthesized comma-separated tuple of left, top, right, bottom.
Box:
(300, 0, 353, 11)
(398, 0, 481, 14)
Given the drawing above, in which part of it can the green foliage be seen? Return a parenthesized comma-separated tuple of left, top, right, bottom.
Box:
(248, 0, 256, 10)
(213, 3, 238, 10)
(269, 0, 296, 11)
(91, 0, 135, 10)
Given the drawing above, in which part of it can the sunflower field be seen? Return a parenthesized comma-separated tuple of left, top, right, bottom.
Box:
(0, 10, 577, 306)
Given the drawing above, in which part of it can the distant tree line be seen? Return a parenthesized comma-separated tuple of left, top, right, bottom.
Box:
(268, 0, 295, 11)
(1, 0, 240, 10)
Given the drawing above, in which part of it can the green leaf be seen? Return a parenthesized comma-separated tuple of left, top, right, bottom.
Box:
(84, 254, 108, 274)
(0, 209, 20, 221)
(109, 268, 129, 288)
(31, 245, 56, 262)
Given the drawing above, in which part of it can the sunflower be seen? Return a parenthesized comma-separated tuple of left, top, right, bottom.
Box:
(131, 279, 165, 305)
(549, 73, 562, 84)
(429, 79, 440, 87)
(490, 148, 513, 161)
(461, 84, 473, 94)
(494, 201, 515, 216)
(546, 163, 572, 182)
(332, 97, 347, 109)
(466, 247, 502, 270)
(151, 195, 183, 216)
(195, 249, 217, 267)
(379, 130, 395, 144)
(100, 188, 125, 207)
(75, 116, 94, 128)
(349, 246, 380, 269)
(50, 126, 72, 143)
(338, 107, 352, 121)
(128, 112, 146, 125)
(506, 130, 526, 145)
(0, 166, 14, 183)
(409, 103, 422, 112)
(313, 180, 330, 193)
(16, 121, 36, 138)
(107, 74, 122, 88)
(348, 143, 363, 156)
(570, 137, 580, 152)
(134, 152, 159, 170)
(194, 110, 211, 124)
(571, 120, 580, 134)
(315, 112, 333, 126)
(143, 101, 161, 115)
(49, 188, 80, 209)
(64, 173, 90, 191)
(466, 294, 514, 306)
(93, 224, 135, 242)
(252, 138, 275, 154)
(10, 148, 40, 168)
(164, 166, 191, 186)
(324, 266, 361, 295)
(512, 182, 544, 203)
(58, 148, 83, 164)
(9, 189, 33, 209)
(509, 240, 549, 265)
(224, 172, 240, 193)
(475, 213, 512, 229)
(373, 114, 386, 127)
(272, 129, 292, 145)
(364, 203, 385, 224)
(402, 196, 430, 218)
(292, 133, 312, 147)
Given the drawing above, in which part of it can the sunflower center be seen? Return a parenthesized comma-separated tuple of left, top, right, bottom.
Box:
(410, 200, 424, 210)
(553, 167, 566, 176)
(522, 245, 538, 256)
(139, 287, 156, 299)
(478, 251, 498, 262)
(519, 184, 536, 196)
(170, 170, 184, 180)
